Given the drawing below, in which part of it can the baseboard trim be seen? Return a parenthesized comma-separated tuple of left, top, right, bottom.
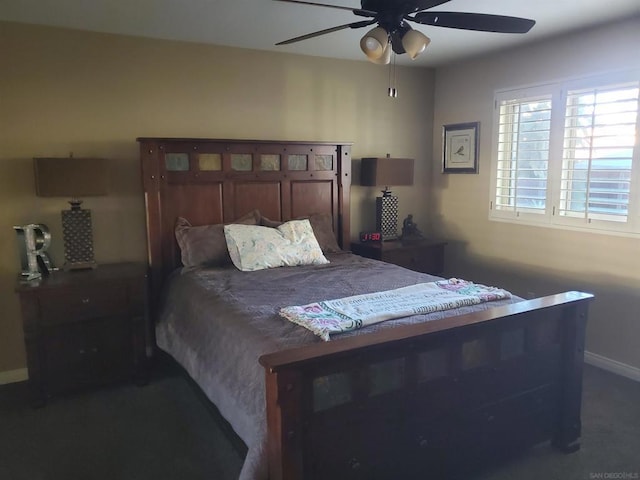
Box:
(0, 368, 29, 385)
(585, 351, 640, 382)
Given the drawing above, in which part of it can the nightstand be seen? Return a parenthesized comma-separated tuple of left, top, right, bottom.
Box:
(15, 263, 148, 405)
(351, 240, 447, 275)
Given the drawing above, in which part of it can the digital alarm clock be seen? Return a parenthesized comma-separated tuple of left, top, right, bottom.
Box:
(359, 231, 382, 243)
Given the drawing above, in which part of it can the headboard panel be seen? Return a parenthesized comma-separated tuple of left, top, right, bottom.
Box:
(139, 137, 352, 318)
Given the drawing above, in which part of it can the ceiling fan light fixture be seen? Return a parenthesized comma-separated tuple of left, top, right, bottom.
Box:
(370, 41, 391, 65)
(274, 0, 536, 69)
(360, 27, 389, 61)
(402, 29, 431, 60)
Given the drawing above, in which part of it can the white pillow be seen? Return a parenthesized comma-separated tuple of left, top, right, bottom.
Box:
(224, 219, 329, 272)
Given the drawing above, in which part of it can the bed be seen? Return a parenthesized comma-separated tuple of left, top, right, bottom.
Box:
(139, 137, 593, 480)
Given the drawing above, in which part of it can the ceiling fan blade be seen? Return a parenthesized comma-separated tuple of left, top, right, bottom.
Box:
(276, 20, 376, 45)
(409, 0, 451, 13)
(272, 0, 377, 17)
(412, 11, 535, 33)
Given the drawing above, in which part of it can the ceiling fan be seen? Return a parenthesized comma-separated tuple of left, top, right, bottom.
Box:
(274, 0, 536, 64)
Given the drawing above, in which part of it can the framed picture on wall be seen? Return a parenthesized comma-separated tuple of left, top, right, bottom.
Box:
(442, 121, 479, 173)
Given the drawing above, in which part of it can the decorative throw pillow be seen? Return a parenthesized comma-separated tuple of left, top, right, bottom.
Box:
(259, 212, 342, 253)
(175, 210, 260, 268)
(224, 219, 329, 272)
(305, 213, 342, 254)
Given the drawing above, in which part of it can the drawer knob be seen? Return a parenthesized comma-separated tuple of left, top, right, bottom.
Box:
(79, 349, 86, 355)
(81, 298, 90, 304)
(349, 458, 361, 470)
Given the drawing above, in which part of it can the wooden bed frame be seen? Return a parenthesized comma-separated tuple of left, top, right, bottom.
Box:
(139, 137, 593, 480)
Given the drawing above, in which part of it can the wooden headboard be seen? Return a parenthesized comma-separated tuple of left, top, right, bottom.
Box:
(138, 137, 352, 315)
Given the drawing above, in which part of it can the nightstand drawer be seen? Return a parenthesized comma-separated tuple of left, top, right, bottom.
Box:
(43, 318, 133, 393)
(384, 245, 444, 275)
(39, 285, 128, 326)
(351, 240, 446, 276)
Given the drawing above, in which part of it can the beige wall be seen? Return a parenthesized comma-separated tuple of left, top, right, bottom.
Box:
(8, 17, 636, 377)
(432, 17, 640, 370)
(0, 22, 434, 373)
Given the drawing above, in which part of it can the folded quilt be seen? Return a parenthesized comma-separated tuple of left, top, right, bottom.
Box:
(279, 278, 511, 341)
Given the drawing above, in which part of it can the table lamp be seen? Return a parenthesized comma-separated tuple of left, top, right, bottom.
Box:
(34, 156, 108, 270)
(361, 156, 414, 240)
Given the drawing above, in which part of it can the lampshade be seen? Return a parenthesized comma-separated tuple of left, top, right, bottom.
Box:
(402, 29, 431, 60)
(34, 157, 108, 197)
(361, 157, 414, 187)
(360, 27, 389, 62)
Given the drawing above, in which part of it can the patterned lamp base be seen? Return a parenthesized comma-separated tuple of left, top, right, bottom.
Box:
(62, 204, 97, 270)
(376, 194, 399, 240)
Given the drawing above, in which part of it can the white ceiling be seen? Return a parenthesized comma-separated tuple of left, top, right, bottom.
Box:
(1, 0, 639, 67)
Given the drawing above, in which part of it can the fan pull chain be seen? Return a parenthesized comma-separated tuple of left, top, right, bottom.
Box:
(388, 50, 398, 98)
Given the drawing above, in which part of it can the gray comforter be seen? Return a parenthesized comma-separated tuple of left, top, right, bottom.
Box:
(155, 253, 520, 480)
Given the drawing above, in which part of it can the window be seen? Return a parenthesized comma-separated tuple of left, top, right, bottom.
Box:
(491, 72, 640, 235)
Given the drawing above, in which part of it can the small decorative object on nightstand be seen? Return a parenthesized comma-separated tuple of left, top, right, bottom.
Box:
(351, 239, 446, 276)
(13, 223, 56, 280)
(15, 263, 148, 406)
(400, 214, 423, 242)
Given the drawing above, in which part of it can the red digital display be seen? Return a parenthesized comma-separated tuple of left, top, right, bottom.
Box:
(359, 231, 382, 242)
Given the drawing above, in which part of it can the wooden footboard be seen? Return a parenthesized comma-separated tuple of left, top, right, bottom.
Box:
(259, 292, 592, 480)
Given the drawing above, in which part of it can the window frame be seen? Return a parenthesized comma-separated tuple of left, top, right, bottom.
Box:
(489, 70, 640, 236)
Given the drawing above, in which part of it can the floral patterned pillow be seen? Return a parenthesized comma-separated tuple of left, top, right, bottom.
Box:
(260, 212, 342, 254)
(224, 219, 329, 272)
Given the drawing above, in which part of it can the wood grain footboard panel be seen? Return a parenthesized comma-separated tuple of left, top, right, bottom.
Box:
(260, 292, 592, 480)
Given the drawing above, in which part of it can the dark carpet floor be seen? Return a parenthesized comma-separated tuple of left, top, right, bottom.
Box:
(0, 361, 638, 480)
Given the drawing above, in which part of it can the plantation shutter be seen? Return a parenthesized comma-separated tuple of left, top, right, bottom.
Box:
(495, 94, 552, 216)
(559, 82, 640, 223)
